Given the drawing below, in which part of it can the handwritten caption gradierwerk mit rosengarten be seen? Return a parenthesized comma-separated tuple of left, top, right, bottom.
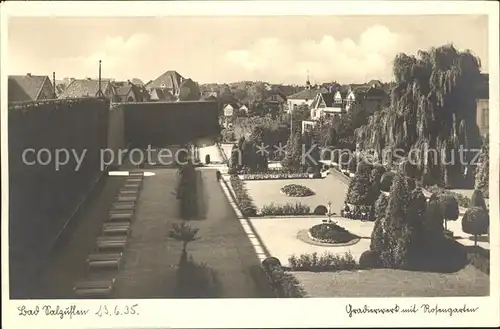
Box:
(346, 304, 479, 318)
(17, 304, 139, 320)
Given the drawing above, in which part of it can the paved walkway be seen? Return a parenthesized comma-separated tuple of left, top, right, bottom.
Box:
(112, 167, 273, 298)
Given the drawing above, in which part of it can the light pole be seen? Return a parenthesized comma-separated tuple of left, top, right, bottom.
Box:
(326, 201, 333, 224)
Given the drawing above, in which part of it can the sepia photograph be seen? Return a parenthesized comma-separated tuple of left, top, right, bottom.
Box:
(1, 1, 498, 328)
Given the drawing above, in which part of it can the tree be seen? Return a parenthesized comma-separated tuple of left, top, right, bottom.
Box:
(345, 163, 373, 206)
(475, 136, 489, 198)
(355, 44, 482, 188)
(438, 193, 459, 231)
(281, 131, 302, 172)
(424, 193, 444, 239)
(178, 78, 201, 101)
(462, 206, 489, 246)
(229, 144, 241, 171)
(380, 172, 411, 268)
(469, 189, 487, 211)
(169, 222, 199, 265)
(380, 171, 395, 192)
(370, 165, 386, 199)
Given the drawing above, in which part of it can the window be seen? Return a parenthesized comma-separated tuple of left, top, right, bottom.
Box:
(160, 82, 165, 88)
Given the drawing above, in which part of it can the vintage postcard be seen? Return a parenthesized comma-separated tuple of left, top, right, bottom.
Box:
(1, 1, 499, 328)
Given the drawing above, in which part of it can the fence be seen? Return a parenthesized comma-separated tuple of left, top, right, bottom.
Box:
(8, 98, 110, 298)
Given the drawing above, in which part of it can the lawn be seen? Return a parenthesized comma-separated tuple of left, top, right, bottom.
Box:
(292, 265, 489, 297)
(244, 175, 348, 215)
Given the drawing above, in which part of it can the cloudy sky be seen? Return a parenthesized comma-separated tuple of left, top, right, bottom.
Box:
(8, 15, 488, 84)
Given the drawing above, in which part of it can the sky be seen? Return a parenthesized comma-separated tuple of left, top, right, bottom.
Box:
(8, 15, 488, 85)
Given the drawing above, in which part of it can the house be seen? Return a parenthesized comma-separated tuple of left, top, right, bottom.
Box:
(113, 81, 145, 102)
(149, 87, 176, 102)
(146, 70, 184, 99)
(344, 84, 388, 113)
(58, 78, 117, 100)
(309, 92, 344, 120)
(222, 103, 239, 128)
(286, 80, 329, 113)
(476, 73, 489, 136)
(202, 91, 219, 100)
(130, 78, 145, 86)
(239, 104, 249, 113)
(8, 73, 55, 102)
(264, 92, 286, 113)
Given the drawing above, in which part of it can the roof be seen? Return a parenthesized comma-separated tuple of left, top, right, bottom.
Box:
(287, 87, 328, 100)
(58, 79, 112, 99)
(147, 70, 184, 91)
(311, 92, 337, 108)
(131, 78, 144, 86)
(8, 75, 50, 102)
(150, 87, 175, 101)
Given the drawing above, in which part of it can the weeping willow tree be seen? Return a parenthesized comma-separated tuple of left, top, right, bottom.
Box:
(356, 44, 482, 187)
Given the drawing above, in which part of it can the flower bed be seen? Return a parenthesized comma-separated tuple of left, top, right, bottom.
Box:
(309, 223, 359, 244)
(260, 202, 311, 216)
(229, 175, 257, 216)
(241, 172, 311, 180)
(280, 184, 315, 197)
(287, 251, 357, 272)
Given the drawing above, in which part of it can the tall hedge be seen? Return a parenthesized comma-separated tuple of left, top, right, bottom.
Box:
(474, 136, 489, 198)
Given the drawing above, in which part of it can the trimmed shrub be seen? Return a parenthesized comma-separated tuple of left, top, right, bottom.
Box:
(438, 193, 459, 231)
(345, 164, 373, 206)
(359, 250, 381, 269)
(379, 172, 411, 268)
(462, 206, 489, 246)
(357, 160, 373, 174)
(380, 171, 395, 192)
(288, 251, 357, 272)
(176, 256, 222, 297)
(230, 175, 257, 216)
(261, 257, 306, 297)
(405, 177, 416, 192)
(348, 156, 358, 173)
(424, 193, 444, 240)
(309, 223, 358, 244)
(281, 184, 315, 197)
(427, 186, 470, 208)
(313, 205, 328, 215)
(260, 202, 310, 216)
(261, 257, 282, 273)
(374, 193, 389, 220)
(470, 189, 487, 211)
(370, 165, 386, 196)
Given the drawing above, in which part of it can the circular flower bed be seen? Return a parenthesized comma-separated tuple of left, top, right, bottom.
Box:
(280, 184, 315, 197)
(309, 223, 358, 244)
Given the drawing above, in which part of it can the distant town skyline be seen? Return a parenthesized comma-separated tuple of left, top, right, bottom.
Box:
(8, 15, 488, 85)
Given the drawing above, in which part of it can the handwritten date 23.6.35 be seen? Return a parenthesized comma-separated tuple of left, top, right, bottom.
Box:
(95, 304, 139, 317)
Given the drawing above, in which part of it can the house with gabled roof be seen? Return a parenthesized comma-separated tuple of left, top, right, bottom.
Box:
(8, 73, 55, 102)
(344, 84, 388, 113)
(58, 78, 117, 100)
(146, 70, 184, 99)
(113, 81, 145, 102)
(149, 87, 176, 102)
(286, 79, 329, 113)
(309, 92, 344, 120)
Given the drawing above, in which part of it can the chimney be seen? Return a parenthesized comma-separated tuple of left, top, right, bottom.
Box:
(26, 73, 32, 77)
